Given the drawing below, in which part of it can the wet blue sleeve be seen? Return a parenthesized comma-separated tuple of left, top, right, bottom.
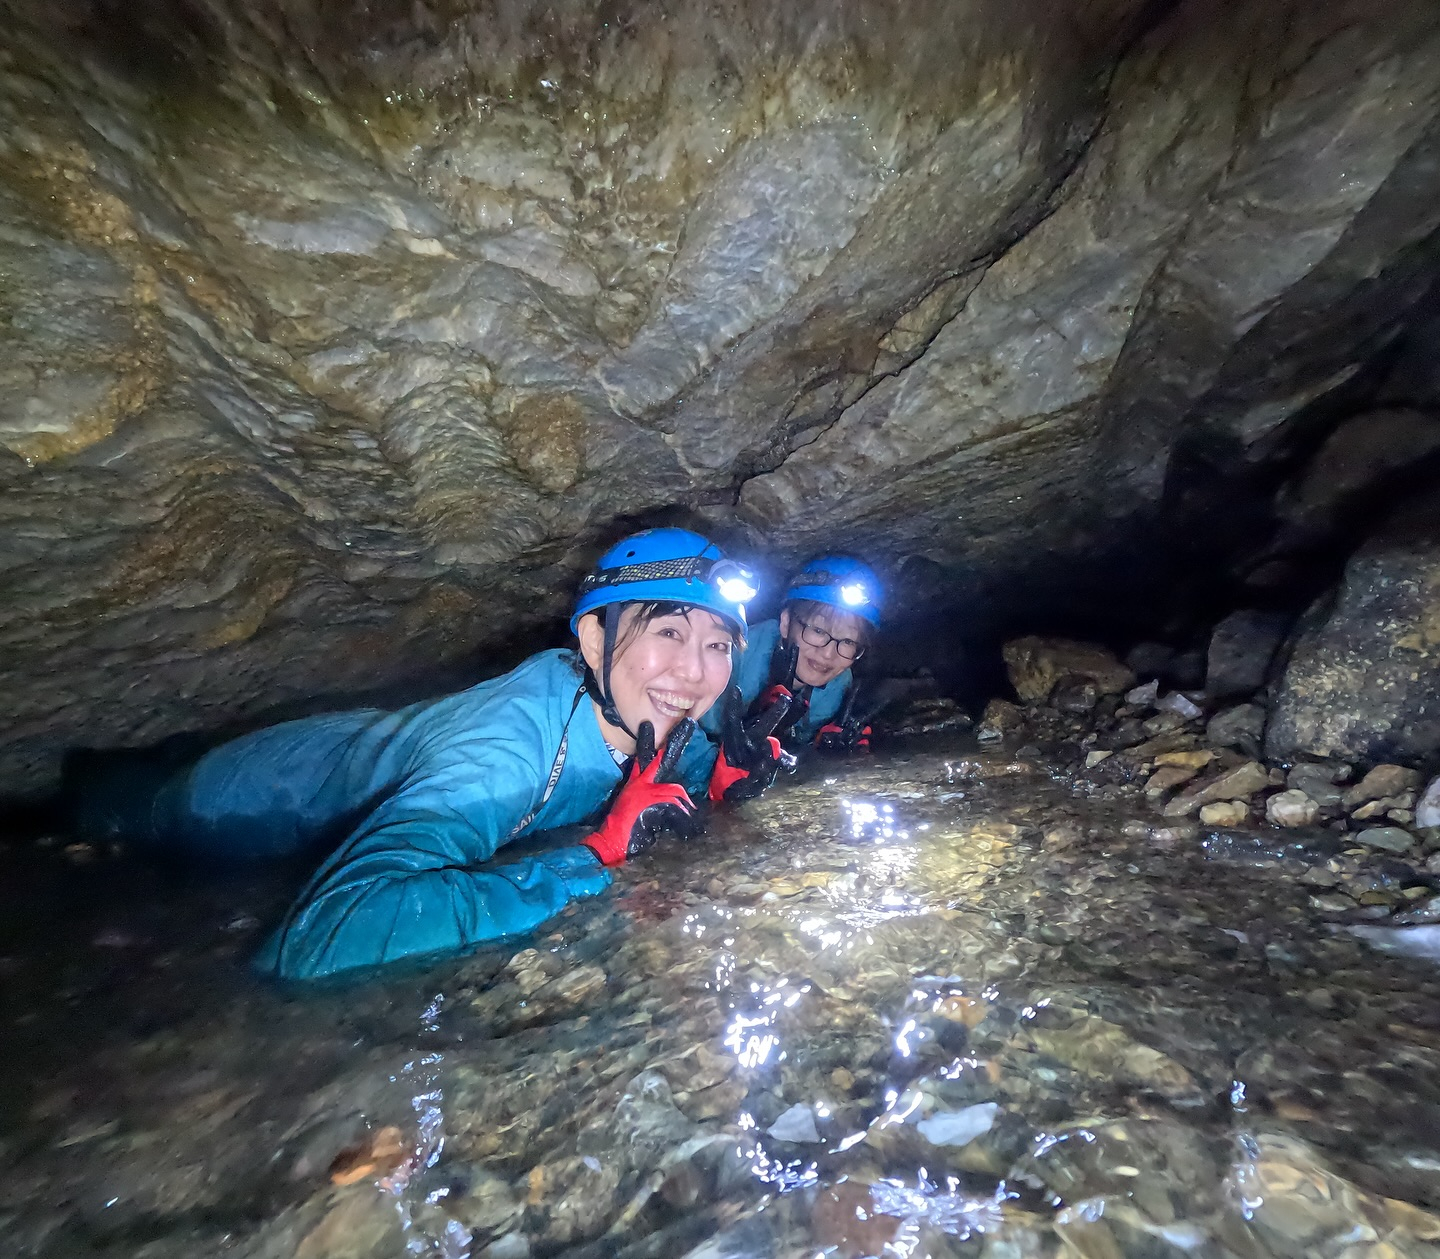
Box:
(254, 729, 610, 981)
(798, 674, 851, 741)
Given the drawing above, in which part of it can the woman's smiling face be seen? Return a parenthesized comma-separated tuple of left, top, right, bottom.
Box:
(579, 606, 736, 753)
(779, 604, 867, 689)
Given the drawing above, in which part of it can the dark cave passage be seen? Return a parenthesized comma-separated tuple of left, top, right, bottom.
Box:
(4, 1, 1440, 1256)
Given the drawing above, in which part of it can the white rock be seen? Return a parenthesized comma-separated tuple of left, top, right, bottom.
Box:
(915, 1102, 999, 1147)
(766, 1103, 821, 1144)
(1347, 925, 1440, 962)
(1125, 680, 1160, 707)
(1417, 775, 1440, 829)
(1157, 692, 1203, 719)
(1266, 789, 1318, 828)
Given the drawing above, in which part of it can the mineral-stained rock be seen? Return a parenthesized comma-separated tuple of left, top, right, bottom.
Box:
(0, 0, 1439, 790)
(976, 698, 1027, 743)
(1342, 764, 1422, 810)
(1001, 637, 1135, 704)
(1268, 499, 1440, 765)
(1145, 765, 1201, 796)
(1199, 800, 1248, 827)
(1205, 610, 1290, 701)
(1165, 761, 1269, 817)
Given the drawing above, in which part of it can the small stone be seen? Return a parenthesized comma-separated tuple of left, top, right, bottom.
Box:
(1390, 808, 1416, 824)
(1152, 822, 1199, 842)
(1154, 750, 1214, 770)
(1206, 703, 1265, 754)
(1052, 675, 1099, 713)
(1043, 823, 1081, 851)
(1125, 679, 1160, 707)
(916, 1102, 998, 1147)
(1199, 800, 1248, 826)
(1084, 750, 1113, 768)
(977, 698, 1025, 742)
(830, 1068, 856, 1092)
(1142, 711, 1188, 736)
(1285, 765, 1347, 810)
(1351, 792, 1415, 821)
(767, 1103, 821, 1144)
(1165, 760, 1269, 816)
(1343, 764, 1421, 810)
(1156, 691, 1203, 720)
(1266, 790, 1319, 828)
(1145, 765, 1200, 796)
(1355, 826, 1415, 854)
(1299, 865, 1340, 888)
(1310, 893, 1355, 914)
(480, 1234, 532, 1259)
(1416, 775, 1440, 828)
(1120, 820, 1152, 839)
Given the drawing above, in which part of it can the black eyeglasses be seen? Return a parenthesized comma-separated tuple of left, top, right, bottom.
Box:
(793, 617, 865, 661)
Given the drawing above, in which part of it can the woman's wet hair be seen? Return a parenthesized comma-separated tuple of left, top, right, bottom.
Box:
(785, 597, 875, 646)
(609, 601, 747, 655)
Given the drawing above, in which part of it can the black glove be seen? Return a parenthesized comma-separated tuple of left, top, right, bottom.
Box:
(815, 688, 872, 755)
(755, 640, 808, 738)
(584, 720, 698, 865)
(708, 685, 796, 804)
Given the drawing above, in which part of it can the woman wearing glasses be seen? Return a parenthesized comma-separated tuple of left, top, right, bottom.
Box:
(72, 528, 782, 981)
(699, 555, 883, 760)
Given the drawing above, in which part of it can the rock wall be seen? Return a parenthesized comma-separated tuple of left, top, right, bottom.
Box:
(2, 0, 1440, 792)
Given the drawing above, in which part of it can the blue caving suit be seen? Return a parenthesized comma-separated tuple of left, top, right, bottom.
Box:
(120, 650, 624, 981)
(678, 619, 852, 788)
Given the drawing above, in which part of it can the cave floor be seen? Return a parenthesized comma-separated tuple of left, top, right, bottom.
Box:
(3, 739, 1440, 1258)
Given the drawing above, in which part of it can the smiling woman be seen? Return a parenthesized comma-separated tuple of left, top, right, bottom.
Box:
(67, 528, 765, 982)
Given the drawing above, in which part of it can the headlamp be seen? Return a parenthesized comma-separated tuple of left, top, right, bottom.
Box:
(839, 582, 869, 607)
(710, 559, 758, 604)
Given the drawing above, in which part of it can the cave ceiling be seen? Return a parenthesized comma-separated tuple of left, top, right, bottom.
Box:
(2, 0, 1440, 790)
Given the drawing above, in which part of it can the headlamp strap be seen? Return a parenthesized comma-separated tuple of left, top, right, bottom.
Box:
(597, 603, 634, 739)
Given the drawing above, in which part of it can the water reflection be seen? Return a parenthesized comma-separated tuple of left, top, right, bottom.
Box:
(5, 741, 1440, 1256)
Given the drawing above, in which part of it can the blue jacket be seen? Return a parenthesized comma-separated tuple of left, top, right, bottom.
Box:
(682, 619, 852, 790)
(148, 650, 623, 981)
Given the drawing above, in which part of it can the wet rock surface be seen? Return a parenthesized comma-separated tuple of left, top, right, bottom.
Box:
(3, 0, 1440, 790)
(7, 729, 1440, 1257)
(1269, 495, 1440, 766)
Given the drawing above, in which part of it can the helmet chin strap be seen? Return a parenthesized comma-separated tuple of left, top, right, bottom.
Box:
(582, 603, 636, 742)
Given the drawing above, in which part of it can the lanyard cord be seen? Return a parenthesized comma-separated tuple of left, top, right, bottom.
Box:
(507, 684, 587, 839)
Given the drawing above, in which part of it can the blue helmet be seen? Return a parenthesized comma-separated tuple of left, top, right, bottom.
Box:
(571, 528, 756, 635)
(784, 555, 883, 627)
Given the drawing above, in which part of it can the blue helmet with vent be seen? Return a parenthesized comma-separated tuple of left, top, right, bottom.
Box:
(784, 555, 883, 627)
(571, 528, 755, 635)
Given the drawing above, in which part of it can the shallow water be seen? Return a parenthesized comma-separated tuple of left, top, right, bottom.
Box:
(4, 738, 1440, 1258)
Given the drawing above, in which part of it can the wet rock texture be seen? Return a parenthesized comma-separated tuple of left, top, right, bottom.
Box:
(1268, 498, 1440, 764)
(4, 0, 1440, 789)
(9, 738, 1440, 1258)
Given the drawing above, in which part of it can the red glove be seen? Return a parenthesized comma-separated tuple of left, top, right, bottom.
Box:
(708, 686, 795, 805)
(584, 720, 698, 866)
(816, 720, 871, 754)
(815, 687, 871, 755)
(757, 683, 808, 736)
